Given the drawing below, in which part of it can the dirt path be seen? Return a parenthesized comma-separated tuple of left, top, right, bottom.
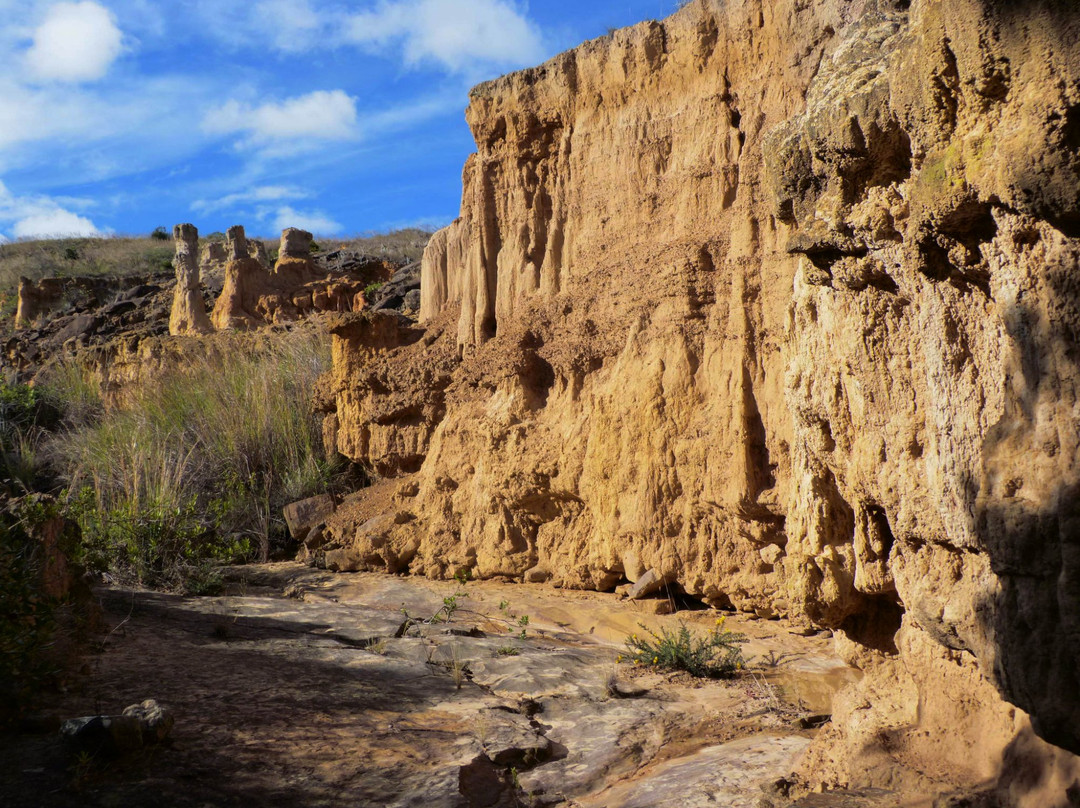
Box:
(0, 564, 861, 808)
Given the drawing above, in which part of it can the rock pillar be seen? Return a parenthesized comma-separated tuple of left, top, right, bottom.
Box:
(168, 224, 213, 336)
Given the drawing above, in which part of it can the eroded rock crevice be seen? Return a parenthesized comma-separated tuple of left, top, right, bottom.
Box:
(315, 0, 1080, 801)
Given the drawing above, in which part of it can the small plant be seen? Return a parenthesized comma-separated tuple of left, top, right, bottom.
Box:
(399, 582, 469, 634)
(364, 282, 384, 297)
(150, 227, 170, 241)
(63, 247, 79, 261)
(497, 598, 531, 640)
(622, 618, 748, 678)
(211, 607, 239, 640)
(448, 645, 467, 689)
(495, 645, 520, 657)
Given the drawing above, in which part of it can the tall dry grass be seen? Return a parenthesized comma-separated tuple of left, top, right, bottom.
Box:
(42, 325, 338, 589)
(0, 236, 176, 291)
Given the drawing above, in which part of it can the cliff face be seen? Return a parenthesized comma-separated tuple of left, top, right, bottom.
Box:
(322, 0, 1080, 795)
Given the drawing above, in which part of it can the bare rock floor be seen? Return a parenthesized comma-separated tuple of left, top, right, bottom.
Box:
(2, 564, 868, 808)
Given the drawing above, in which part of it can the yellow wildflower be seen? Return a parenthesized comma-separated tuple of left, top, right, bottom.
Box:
(652, 656, 658, 664)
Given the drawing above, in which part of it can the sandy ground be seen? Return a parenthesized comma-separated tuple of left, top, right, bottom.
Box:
(0, 564, 863, 808)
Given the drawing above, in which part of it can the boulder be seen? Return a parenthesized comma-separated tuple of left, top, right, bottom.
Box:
(61, 700, 173, 757)
(283, 494, 336, 543)
(628, 569, 672, 600)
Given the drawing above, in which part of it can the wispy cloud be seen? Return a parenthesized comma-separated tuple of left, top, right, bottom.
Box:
(25, 2, 124, 83)
(253, 0, 323, 52)
(273, 206, 342, 235)
(343, 0, 545, 73)
(192, 185, 310, 215)
(202, 90, 360, 152)
(0, 0, 559, 236)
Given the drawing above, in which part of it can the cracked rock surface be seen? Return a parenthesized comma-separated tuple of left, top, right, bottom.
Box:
(1, 564, 855, 808)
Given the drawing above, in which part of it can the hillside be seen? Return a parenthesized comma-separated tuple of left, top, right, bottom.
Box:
(0, 228, 431, 304)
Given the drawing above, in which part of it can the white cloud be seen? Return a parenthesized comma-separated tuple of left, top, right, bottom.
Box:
(203, 90, 359, 146)
(274, 206, 342, 235)
(254, 0, 322, 52)
(0, 180, 102, 238)
(13, 209, 99, 238)
(25, 2, 124, 83)
(344, 0, 545, 73)
(192, 185, 309, 215)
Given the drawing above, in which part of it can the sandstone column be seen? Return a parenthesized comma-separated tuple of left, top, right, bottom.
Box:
(272, 228, 319, 288)
(14, 277, 36, 330)
(210, 225, 266, 331)
(168, 224, 213, 336)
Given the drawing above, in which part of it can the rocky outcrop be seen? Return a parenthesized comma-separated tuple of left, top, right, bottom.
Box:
(209, 226, 268, 330)
(168, 224, 213, 336)
(322, 0, 1080, 800)
(14, 275, 162, 332)
(207, 226, 401, 330)
(4, 275, 174, 381)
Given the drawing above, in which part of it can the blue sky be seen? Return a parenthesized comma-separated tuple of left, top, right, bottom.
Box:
(0, 0, 683, 241)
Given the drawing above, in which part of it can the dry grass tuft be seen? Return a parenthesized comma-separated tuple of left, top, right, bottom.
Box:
(41, 324, 342, 589)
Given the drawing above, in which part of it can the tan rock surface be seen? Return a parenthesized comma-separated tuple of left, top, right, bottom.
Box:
(0, 565, 839, 808)
(209, 225, 267, 330)
(168, 224, 213, 336)
(322, 0, 1080, 800)
(208, 226, 385, 330)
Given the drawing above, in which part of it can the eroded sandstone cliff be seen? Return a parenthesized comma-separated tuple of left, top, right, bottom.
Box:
(319, 0, 1080, 799)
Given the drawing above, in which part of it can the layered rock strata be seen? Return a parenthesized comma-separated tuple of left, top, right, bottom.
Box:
(321, 0, 1080, 799)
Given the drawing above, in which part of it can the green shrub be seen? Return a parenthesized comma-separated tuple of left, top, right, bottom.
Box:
(364, 282, 384, 297)
(0, 497, 81, 718)
(150, 226, 170, 241)
(622, 618, 748, 678)
(69, 490, 246, 592)
(0, 382, 58, 495)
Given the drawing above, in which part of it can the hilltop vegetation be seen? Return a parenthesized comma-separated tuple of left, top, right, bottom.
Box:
(0, 227, 432, 292)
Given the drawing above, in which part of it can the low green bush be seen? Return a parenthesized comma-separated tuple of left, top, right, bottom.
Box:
(0, 382, 58, 495)
(622, 618, 748, 678)
(0, 497, 82, 718)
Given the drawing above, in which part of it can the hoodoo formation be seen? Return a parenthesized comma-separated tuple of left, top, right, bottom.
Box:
(308, 0, 1080, 799)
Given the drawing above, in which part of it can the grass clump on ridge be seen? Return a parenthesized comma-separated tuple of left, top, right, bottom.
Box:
(42, 325, 340, 592)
